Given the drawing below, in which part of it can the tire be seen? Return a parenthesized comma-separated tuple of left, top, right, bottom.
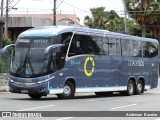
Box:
(95, 92, 113, 97)
(135, 80, 144, 95)
(125, 80, 135, 96)
(57, 81, 75, 99)
(28, 94, 42, 99)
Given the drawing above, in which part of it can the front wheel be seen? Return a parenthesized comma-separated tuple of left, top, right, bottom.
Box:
(28, 94, 42, 99)
(57, 81, 75, 99)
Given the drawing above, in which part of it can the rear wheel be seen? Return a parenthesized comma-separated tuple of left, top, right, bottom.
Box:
(135, 80, 144, 95)
(122, 80, 135, 96)
(28, 94, 42, 99)
(57, 81, 75, 99)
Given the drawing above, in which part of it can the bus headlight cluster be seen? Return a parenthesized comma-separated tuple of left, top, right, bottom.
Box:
(9, 79, 14, 83)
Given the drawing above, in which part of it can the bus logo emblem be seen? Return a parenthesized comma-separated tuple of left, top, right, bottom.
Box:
(84, 57, 95, 77)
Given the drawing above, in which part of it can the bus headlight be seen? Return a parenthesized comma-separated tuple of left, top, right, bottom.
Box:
(9, 79, 14, 83)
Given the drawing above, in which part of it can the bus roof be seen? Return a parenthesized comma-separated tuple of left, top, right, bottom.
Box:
(18, 26, 158, 43)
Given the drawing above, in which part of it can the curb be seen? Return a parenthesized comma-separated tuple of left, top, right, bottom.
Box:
(0, 86, 9, 92)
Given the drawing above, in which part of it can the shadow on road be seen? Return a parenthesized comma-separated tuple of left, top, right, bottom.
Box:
(6, 92, 149, 101)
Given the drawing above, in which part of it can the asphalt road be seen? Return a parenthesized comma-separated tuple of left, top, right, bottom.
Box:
(1, 82, 160, 120)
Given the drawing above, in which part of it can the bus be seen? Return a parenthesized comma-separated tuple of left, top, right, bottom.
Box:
(2, 26, 159, 99)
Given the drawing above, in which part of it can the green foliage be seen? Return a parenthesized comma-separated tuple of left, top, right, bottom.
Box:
(3, 35, 12, 47)
(0, 58, 4, 72)
(1, 35, 12, 72)
(84, 7, 141, 36)
(124, 0, 160, 39)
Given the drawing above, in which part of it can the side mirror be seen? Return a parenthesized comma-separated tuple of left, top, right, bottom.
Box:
(1, 44, 14, 59)
(44, 44, 64, 60)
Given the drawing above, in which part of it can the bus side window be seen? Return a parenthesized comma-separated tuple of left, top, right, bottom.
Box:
(116, 39, 121, 56)
(61, 32, 73, 57)
(142, 42, 158, 58)
(121, 39, 130, 56)
(88, 36, 103, 55)
(103, 37, 109, 55)
(69, 35, 82, 56)
(108, 38, 116, 56)
(129, 40, 142, 57)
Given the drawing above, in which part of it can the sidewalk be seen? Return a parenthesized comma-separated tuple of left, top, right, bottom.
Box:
(0, 86, 9, 92)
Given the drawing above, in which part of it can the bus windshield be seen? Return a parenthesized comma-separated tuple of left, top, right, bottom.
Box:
(11, 38, 61, 77)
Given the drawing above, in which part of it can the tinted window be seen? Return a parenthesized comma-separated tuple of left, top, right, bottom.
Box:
(68, 34, 102, 56)
(69, 34, 83, 56)
(108, 38, 117, 56)
(129, 40, 142, 57)
(116, 39, 121, 56)
(90, 35, 103, 55)
(103, 37, 109, 55)
(121, 39, 129, 56)
(142, 42, 158, 58)
(61, 32, 73, 57)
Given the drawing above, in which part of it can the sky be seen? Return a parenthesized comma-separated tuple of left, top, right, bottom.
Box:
(3, 0, 124, 24)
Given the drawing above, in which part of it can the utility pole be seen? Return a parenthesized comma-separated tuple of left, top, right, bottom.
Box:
(1, 0, 4, 17)
(0, 0, 4, 48)
(124, 10, 127, 34)
(53, 0, 56, 26)
(4, 0, 9, 36)
(122, 0, 127, 34)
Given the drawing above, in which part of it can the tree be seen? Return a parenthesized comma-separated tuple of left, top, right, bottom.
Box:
(123, 0, 160, 39)
(84, 7, 108, 29)
(84, 7, 141, 35)
(84, 7, 123, 30)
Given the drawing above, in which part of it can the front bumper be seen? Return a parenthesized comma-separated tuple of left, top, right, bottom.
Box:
(9, 82, 49, 95)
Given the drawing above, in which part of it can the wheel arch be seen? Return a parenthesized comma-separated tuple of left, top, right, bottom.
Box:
(128, 77, 136, 85)
(64, 77, 76, 91)
(137, 77, 145, 85)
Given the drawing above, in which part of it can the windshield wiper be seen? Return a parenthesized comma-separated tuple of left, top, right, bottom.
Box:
(15, 54, 27, 74)
(15, 54, 35, 75)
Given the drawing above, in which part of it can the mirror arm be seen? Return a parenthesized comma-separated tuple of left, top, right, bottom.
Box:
(44, 44, 64, 60)
(1, 44, 15, 59)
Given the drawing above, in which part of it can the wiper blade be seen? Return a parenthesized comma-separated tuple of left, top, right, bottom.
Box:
(15, 54, 27, 74)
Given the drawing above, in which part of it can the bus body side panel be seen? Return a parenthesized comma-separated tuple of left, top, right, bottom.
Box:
(150, 57, 159, 89)
(65, 55, 126, 93)
(58, 61, 78, 87)
(120, 56, 159, 90)
(119, 57, 130, 87)
(47, 72, 63, 94)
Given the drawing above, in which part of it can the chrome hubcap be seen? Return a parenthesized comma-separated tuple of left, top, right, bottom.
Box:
(137, 83, 142, 92)
(129, 83, 133, 94)
(64, 86, 71, 95)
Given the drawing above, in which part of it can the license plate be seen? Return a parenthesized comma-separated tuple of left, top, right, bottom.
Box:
(21, 90, 28, 93)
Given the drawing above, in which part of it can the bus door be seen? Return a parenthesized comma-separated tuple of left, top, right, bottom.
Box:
(67, 33, 91, 88)
(67, 33, 102, 88)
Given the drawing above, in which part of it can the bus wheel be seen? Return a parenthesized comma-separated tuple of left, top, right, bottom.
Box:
(126, 80, 135, 96)
(57, 81, 75, 99)
(135, 80, 143, 95)
(28, 94, 42, 99)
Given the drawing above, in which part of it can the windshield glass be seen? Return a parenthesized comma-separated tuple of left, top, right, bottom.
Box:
(11, 38, 61, 77)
